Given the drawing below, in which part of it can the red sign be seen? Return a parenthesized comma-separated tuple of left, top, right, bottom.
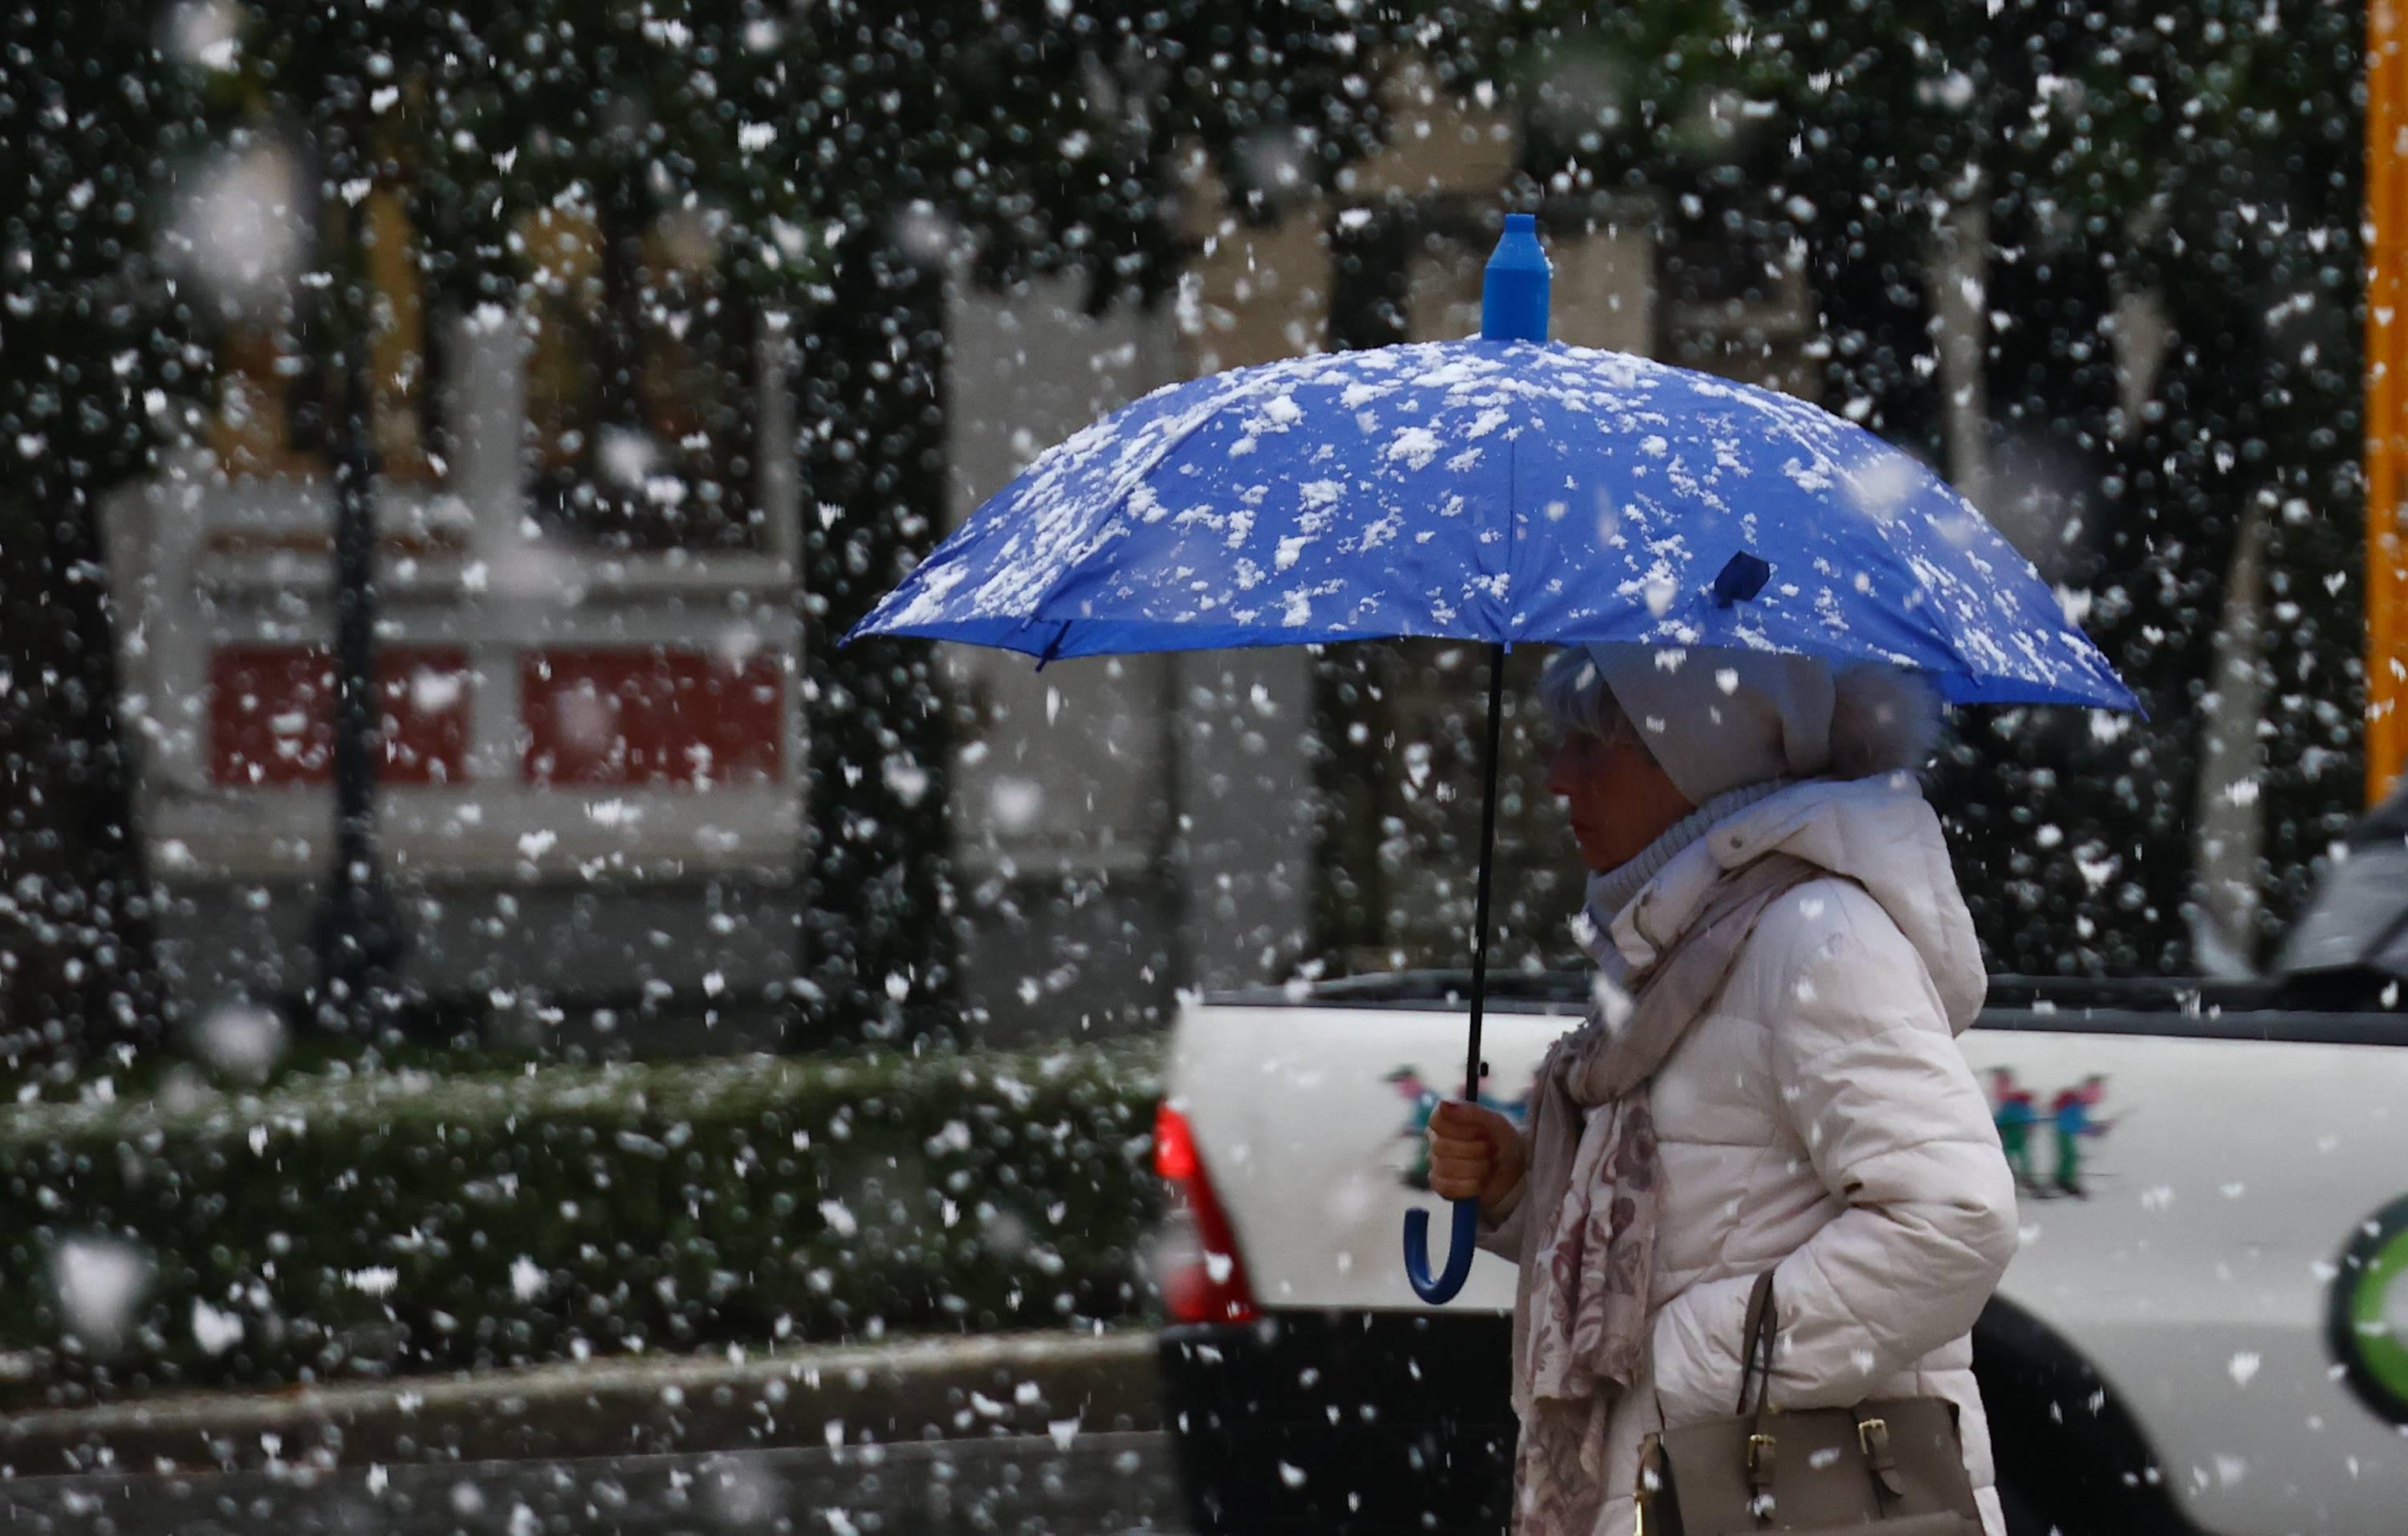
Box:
(520, 648, 783, 788)
(209, 646, 471, 787)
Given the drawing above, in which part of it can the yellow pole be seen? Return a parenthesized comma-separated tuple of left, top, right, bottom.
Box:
(2369, 0, 2408, 803)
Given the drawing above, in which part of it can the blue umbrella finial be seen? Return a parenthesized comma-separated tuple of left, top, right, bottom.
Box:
(1482, 212, 1551, 342)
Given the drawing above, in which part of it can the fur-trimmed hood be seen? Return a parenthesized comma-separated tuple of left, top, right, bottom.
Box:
(1604, 772, 1987, 1033)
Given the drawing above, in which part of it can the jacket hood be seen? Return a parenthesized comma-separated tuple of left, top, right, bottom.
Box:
(1605, 774, 1987, 1033)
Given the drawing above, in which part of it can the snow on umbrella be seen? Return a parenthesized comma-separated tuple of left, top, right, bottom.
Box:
(848, 213, 2137, 1304)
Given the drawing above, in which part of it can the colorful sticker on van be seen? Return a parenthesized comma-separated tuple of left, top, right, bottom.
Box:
(1990, 1069, 2117, 1200)
(1386, 1066, 1529, 1192)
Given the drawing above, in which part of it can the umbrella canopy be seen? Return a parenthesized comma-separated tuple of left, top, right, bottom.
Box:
(849, 214, 2136, 1305)
(851, 287, 2131, 711)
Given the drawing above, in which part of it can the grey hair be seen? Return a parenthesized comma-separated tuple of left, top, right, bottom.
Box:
(1536, 646, 1634, 742)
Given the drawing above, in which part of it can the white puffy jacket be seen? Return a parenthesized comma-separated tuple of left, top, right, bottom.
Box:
(1482, 775, 2019, 1536)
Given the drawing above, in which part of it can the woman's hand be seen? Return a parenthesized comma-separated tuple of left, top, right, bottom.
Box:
(1426, 1099, 1527, 1215)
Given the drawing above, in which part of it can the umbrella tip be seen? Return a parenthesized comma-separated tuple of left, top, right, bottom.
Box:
(1482, 213, 1551, 343)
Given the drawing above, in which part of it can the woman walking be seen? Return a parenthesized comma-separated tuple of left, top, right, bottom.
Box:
(1427, 643, 2018, 1535)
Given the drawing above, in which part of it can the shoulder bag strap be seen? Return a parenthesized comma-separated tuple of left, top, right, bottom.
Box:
(1738, 1269, 1781, 1509)
(1736, 1268, 1779, 1416)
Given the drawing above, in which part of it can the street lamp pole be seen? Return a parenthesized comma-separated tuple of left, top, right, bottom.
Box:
(311, 104, 405, 1037)
(2369, 0, 2408, 804)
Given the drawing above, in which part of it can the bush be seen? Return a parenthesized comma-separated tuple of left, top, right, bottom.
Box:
(0, 1042, 1164, 1408)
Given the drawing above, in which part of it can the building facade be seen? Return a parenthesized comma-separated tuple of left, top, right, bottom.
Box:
(107, 56, 2260, 1049)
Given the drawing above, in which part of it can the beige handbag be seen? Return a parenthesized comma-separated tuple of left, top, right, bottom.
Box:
(1634, 1272, 1983, 1535)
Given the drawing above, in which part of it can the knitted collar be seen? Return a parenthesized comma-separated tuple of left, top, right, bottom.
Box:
(1576, 779, 1793, 967)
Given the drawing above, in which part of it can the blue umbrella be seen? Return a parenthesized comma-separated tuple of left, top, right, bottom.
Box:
(849, 214, 2135, 1304)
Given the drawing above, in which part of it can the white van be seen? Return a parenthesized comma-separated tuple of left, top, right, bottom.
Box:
(1149, 957, 2408, 1535)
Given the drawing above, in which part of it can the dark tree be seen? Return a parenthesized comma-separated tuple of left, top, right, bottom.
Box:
(0, 5, 199, 1066)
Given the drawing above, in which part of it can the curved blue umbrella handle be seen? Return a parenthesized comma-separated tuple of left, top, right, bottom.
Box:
(1403, 1199, 1481, 1304)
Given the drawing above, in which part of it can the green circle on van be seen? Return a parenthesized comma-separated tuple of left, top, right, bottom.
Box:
(2332, 1197, 2408, 1422)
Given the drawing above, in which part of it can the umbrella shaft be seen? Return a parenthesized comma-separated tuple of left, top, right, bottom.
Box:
(1465, 643, 1505, 1100)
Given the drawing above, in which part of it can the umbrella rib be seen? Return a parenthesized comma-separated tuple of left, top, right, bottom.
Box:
(1501, 434, 1520, 641)
(1035, 621, 1072, 670)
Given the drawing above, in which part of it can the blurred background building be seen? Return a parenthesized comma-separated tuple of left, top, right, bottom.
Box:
(19, 6, 2357, 1063)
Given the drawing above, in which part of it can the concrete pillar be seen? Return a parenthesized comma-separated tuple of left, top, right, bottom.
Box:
(2110, 286, 2171, 438)
(942, 271, 1186, 1038)
(2191, 506, 2272, 976)
(1165, 152, 1330, 991)
(446, 311, 529, 787)
(1929, 202, 1992, 511)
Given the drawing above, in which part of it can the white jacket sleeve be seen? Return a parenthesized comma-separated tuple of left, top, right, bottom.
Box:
(1473, 1135, 1531, 1261)
(1649, 898, 2018, 1422)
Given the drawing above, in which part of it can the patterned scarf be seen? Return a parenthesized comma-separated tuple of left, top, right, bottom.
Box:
(1507, 853, 1822, 1535)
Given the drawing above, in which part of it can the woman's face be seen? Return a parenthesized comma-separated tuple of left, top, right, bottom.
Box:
(1545, 727, 1695, 873)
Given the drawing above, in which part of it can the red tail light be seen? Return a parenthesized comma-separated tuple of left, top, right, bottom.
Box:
(1154, 1098, 1199, 1181)
(1153, 1101, 1259, 1324)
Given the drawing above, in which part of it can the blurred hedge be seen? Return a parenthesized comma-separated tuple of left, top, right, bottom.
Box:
(0, 1042, 1163, 1408)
